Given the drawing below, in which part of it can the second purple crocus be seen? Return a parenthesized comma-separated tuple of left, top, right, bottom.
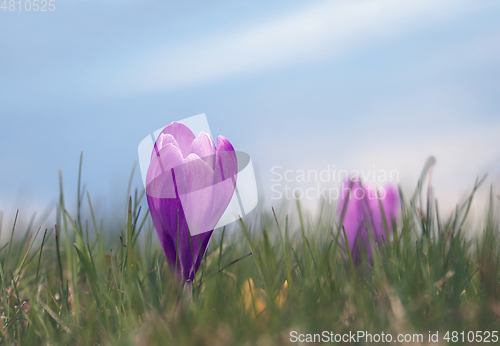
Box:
(338, 179, 399, 266)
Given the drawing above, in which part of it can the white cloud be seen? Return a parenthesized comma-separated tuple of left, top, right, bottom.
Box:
(124, 0, 470, 93)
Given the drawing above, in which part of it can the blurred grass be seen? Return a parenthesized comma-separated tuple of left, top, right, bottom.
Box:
(0, 156, 499, 345)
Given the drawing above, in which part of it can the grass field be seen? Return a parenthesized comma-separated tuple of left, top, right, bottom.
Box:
(0, 157, 499, 345)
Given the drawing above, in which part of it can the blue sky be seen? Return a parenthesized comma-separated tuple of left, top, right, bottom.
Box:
(1, 0, 500, 227)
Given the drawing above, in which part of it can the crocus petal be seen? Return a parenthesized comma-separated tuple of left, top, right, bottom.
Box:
(176, 153, 218, 236)
(147, 195, 213, 281)
(209, 135, 238, 227)
(339, 180, 365, 257)
(189, 132, 216, 171)
(146, 143, 184, 198)
(155, 133, 181, 154)
(158, 122, 196, 158)
(216, 135, 238, 181)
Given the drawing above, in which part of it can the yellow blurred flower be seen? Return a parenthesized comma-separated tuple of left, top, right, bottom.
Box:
(241, 278, 288, 318)
(276, 280, 288, 307)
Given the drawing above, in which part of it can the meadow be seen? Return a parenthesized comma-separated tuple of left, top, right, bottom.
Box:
(0, 156, 499, 345)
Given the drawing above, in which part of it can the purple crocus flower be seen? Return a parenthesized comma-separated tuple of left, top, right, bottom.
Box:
(338, 179, 399, 266)
(146, 122, 237, 283)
